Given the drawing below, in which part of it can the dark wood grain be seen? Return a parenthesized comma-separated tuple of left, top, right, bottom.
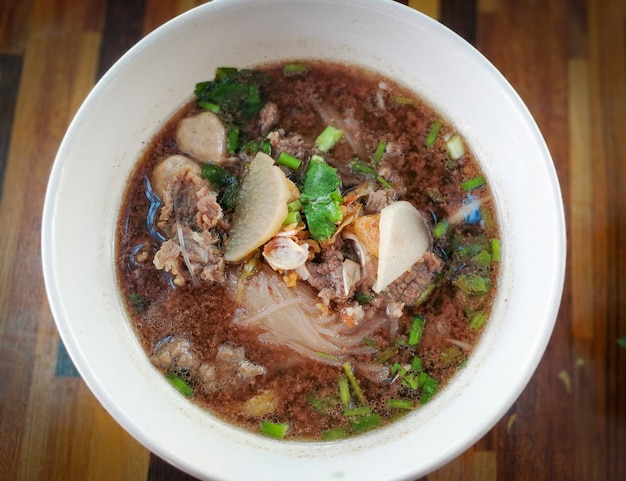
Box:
(1, 0, 624, 480)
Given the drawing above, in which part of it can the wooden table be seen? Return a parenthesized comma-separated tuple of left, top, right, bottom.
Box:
(1, 0, 624, 479)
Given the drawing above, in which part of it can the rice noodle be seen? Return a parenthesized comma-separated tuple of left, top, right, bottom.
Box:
(173, 183, 199, 286)
(235, 268, 383, 363)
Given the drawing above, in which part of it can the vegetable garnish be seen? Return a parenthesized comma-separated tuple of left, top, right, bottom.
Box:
(408, 315, 426, 346)
(195, 68, 268, 126)
(277, 151, 302, 170)
(468, 311, 488, 331)
(349, 159, 393, 188)
(283, 63, 308, 75)
(201, 163, 239, 210)
(315, 125, 344, 153)
(354, 291, 375, 304)
(300, 156, 343, 241)
(260, 420, 289, 439)
(432, 219, 449, 239)
(386, 399, 414, 410)
(461, 175, 486, 191)
(343, 362, 367, 405)
(343, 406, 372, 417)
(166, 373, 194, 397)
(445, 134, 465, 160)
(373, 139, 387, 163)
(454, 273, 491, 295)
(491, 238, 501, 262)
(338, 375, 351, 408)
(322, 428, 349, 440)
(419, 373, 438, 404)
(424, 120, 442, 147)
(350, 413, 381, 432)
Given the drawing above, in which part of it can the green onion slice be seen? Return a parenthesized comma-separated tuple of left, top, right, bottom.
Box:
(315, 125, 343, 153)
(166, 373, 194, 397)
(277, 151, 302, 170)
(260, 420, 289, 439)
(424, 120, 442, 147)
(408, 315, 426, 346)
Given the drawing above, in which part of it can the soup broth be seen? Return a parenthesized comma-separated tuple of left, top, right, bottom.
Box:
(116, 61, 500, 440)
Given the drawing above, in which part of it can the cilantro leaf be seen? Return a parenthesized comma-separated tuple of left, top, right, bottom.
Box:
(300, 156, 343, 241)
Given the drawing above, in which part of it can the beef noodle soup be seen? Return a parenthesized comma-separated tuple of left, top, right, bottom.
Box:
(116, 61, 500, 441)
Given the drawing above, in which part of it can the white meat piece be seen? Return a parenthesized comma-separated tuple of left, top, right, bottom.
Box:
(152, 337, 196, 371)
(176, 111, 227, 163)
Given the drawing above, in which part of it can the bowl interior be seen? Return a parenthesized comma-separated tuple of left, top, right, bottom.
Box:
(42, 1, 565, 480)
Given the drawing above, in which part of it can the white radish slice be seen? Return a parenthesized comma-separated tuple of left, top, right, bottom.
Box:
(372, 201, 430, 293)
(224, 152, 293, 262)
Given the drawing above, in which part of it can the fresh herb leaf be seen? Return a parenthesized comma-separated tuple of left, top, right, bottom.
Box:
(195, 68, 268, 127)
(300, 156, 343, 241)
(201, 163, 239, 210)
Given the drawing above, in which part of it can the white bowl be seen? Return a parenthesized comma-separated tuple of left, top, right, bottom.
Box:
(41, 0, 566, 480)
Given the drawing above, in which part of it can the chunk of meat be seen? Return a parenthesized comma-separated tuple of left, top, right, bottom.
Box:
(267, 129, 312, 159)
(153, 228, 225, 286)
(305, 238, 353, 305)
(383, 251, 443, 305)
(258, 101, 280, 133)
(176, 111, 227, 163)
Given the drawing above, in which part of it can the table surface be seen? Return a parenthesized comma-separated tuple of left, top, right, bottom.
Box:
(1, 0, 624, 480)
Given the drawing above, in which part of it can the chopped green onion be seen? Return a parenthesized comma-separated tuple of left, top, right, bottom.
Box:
(277, 151, 302, 170)
(491, 238, 501, 262)
(241, 138, 272, 155)
(343, 406, 372, 417)
(343, 362, 366, 405)
(260, 420, 289, 439)
(283, 63, 308, 75)
(393, 95, 413, 105)
(411, 356, 423, 372)
(287, 199, 302, 211)
(349, 159, 392, 188)
(338, 375, 351, 408)
(322, 428, 349, 440)
(415, 282, 436, 307)
(166, 373, 194, 397)
(419, 374, 438, 404)
(455, 274, 490, 295)
(307, 394, 334, 414)
(350, 414, 381, 433)
(461, 175, 486, 191)
(446, 134, 465, 160)
(283, 211, 302, 225)
(387, 399, 414, 410)
(197, 100, 219, 113)
(424, 120, 442, 147)
(432, 220, 449, 239)
(315, 125, 344, 153)
(315, 351, 340, 362)
(215, 66, 238, 81)
(472, 250, 492, 266)
(408, 315, 426, 346)
(374, 346, 397, 364)
(227, 127, 239, 154)
(469, 311, 488, 331)
(373, 139, 387, 163)
(354, 291, 375, 304)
